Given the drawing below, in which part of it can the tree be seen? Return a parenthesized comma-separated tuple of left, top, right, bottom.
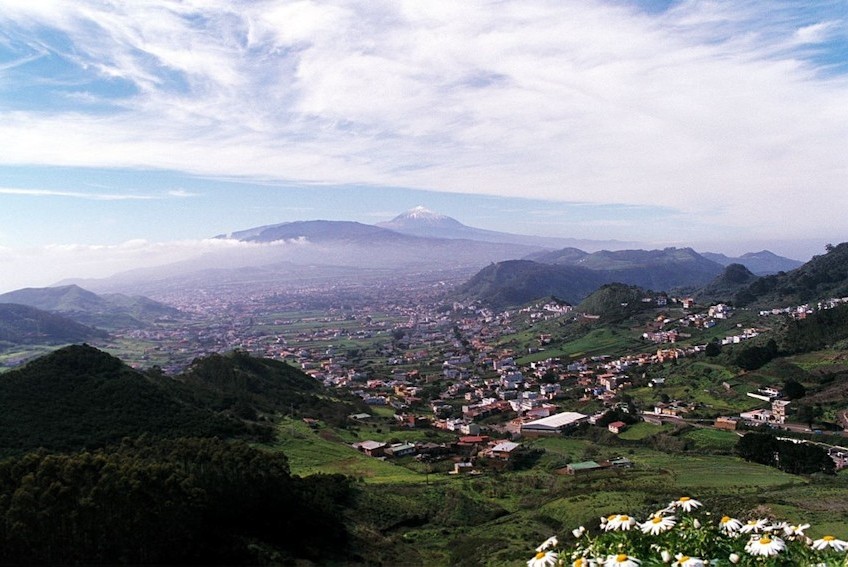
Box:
(782, 379, 806, 400)
(705, 341, 721, 357)
(795, 404, 822, 428)
(736, 432, 778, 466)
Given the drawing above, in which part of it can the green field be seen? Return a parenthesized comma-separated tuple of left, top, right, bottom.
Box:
(270, 415, 848, 546)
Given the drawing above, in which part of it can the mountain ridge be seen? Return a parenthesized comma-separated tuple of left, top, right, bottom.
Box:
(376, 206, 638, 251)
(0, 284, 181, 329)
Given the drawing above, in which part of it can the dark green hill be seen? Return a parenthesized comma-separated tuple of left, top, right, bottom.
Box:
(458, 260, 605, 307)
(0, 345, 363, 456)
(459, 248, 722, 308)
(695, 263, 759, 303)
(0, 284, 182, 329)
(734, 243, 848, 306)
(171, 350, 365, 425)
(524, 246, 589, 264)
(577, 283, 656, 322)
(0, 303, 107, 344)
(0, 345, 255, 455)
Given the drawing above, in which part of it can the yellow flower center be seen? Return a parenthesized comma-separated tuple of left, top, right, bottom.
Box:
(680, 557, 690, 563)
(679, 497, 690, 502)
(535, 551, 547, 559)
(608, 514, 618, 521)
(760, 537, 772, 545)
(616, 554, 628, 562)
(721, 516, 731, 523)
(823, 536, 835, 541)
(652, 517, 662, 524)
(620, 515, 630, 521)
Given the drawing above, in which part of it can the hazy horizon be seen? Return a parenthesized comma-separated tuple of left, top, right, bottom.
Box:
(1, 1, 846, 292)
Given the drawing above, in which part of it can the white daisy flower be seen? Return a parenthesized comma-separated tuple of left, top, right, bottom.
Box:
(739, 518, 768, 534)
(639, 514, 676, 535)
(572, 526, 586, 538)
(671, 554, 704, 567)
(745, 535, 786, 557)
(604, 553, 641, 566)
(528, 550, 558, 567)
(728, 553, 740, 564)
(536, 536, 558, 552)
(811, 535, 848, 552)
(572, 558, 597, 567)
(604, 514, 637, 531)
(673, 497, 702, 512)
(782, 523, 810, 538)
(718, 516, 742, 533)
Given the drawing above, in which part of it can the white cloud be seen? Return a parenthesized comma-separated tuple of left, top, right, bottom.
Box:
(0, 187, 154, 200)
(0, 1, 846, 241)
(0, 186, 201, 200)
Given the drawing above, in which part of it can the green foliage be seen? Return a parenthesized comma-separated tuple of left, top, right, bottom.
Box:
(0, 303, 106, 344)
(0, 284, 182, 330)
(577, 283, 654, 322)
(735, 242, 848, 306)
(0, 437, 353, 564)
(0, 345, 366, 456)
(696, 263, 758, 304)
(783, 378, 806, 400)
(736, 432, 834, 475)
(177, 350, 364, 426)
(735, 339, 779, 371)
(784, 303, 848, 354)
(458, 260, 604, 307)
(0, 345, 255, 455)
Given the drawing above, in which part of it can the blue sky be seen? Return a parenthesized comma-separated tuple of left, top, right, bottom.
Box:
(1, 0, 847, 291)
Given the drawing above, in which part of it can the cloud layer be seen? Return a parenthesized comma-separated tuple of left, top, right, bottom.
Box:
(0, 0, 846, 242)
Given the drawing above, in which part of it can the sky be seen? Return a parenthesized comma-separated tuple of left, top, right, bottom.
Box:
(1, 0, 847, 292)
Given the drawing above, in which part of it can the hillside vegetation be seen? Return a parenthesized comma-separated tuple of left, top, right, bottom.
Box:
(0, 345, 360, 456)
(0, 284, 182, 329)
(0, 303, 107, 345)
(735, 242, 848, 306)
(460, 248, 723, 308)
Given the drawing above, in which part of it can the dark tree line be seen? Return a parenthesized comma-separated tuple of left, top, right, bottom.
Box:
(733, 303, 848, 371)
(736, 432, 834, 475)
(0, 437, 353, 564)
(783, 303, 848, 354)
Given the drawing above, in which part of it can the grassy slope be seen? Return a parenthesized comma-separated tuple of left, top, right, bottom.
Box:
(265, 414, 848, 565)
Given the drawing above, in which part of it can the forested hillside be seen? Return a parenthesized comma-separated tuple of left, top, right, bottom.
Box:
(0, 437, 352, 564)
(734, 242, 848, 306)
(0, 345, 360, 455)
(0, 303, 107, 345)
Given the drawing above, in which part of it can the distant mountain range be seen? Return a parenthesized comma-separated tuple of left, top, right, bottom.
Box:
(460, 242, 848, 309)
(701, 251, 803, 275)
(54, 207, 804, 299)
(459, 247, 725, 307)
(0, 285, 181, 329)
(375, 206, 634, 250)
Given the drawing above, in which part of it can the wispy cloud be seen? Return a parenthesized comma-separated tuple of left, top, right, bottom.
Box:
(0, 186, 200, 200)
(0, 187, 154, 200)
(0, 0, 846, 240)
(167, 189, 199, 198)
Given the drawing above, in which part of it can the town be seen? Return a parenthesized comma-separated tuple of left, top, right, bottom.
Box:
(93, 277, 848, 475)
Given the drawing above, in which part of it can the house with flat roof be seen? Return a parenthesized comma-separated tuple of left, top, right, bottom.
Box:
(521, 411, 588, 437)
